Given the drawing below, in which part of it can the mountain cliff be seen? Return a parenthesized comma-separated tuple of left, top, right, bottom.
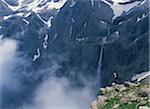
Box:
(0, 0, 149, 109)
(90, 72, 150, 109)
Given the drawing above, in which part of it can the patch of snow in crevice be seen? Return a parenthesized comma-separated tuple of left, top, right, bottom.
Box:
(91, 0, 94, 6)
(70, 0, 76, 7)
(100, 20, 107, 24)
(33, 48, 41, 61)
(47, 0, 67, 10)
(47, 16, 53, 28)
(140, 0, 147, 5)
(36, 13, 48, 25)
(69, 26, 73, 38)
(118, 21, 123, 25)
(111, 0, 131, 3)
(115, 31, 119, 37)
(24, 12, 32, 18)
(54, 33, 58, 39)
(36, 14, 53, 28)
(3, 15, 13, 20)
(57, 9, 61, 13)
(101, 0, 112, 6)
(2, 0, 22, 11)
(15, 12, 24, 17)
(98, 3, 101, 8)
(71, 17, 75, 23)
(83, 22, 87, 28)
(132, 33, 146, 44)
(3, 12, 24, 20)
(22, 19, 30, 25)
(43, 34, 49, 49)
(76, 37, 88, 42)
(133, 37, 138, 43)
(137, 13, 147, 22)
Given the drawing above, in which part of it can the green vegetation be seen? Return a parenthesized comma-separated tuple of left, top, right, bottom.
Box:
(100, 98, 139, 109)
(97, 83, 150, 109)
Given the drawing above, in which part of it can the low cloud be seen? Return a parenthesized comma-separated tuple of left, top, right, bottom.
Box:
(0, 39, 20, 90)
(21, 76, 94, 109)
(0, 39, 95, 109)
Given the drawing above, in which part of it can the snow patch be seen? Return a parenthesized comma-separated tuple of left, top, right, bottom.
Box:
(3, 12, 24, 20)
(98, 3, 101, 8)
(54, 33, 58, 39)
(69, 26, 73, 38)
(36, 14, 53, 28)
(111, 0, 130, 3)
(2, 0, 22, 11)
(137, 13, 147, 22)
(76, 37, 88, 42)
(36, 13, 48, 25)
(43, 34, 49, 49)
(111, 1, 140, 19)
(70, 0, 76, 7)
(101, 0, 111, 6)
(71, 17, 75, 23)
(118, 21, 123, 25)
(133, 38, 138, 43)
(83, 22, 87, 28)
(33, 48, 40, 61)
(47, 16, 53, 28)
(24, 12, 32, 18)
(140, 0, 147, 5)
(132, 71, 150, 82)
(91, 0, 94, 6)
(101, 0, 141, 20)
(47, 0, 67, 9)
(115, 31, 119, 37)
(22, 19, 30, 25)
(3, 15, 13, 20)
(100, 20, 107, 24)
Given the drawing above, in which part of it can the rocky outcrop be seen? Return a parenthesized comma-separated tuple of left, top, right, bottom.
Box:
(90, 81, 150, 109)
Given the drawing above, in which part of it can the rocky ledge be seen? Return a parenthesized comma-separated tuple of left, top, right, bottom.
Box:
(90, 81, 150, 109)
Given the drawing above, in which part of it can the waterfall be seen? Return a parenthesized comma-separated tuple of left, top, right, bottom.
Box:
(97, 28, 110, 85)
(97, 37, 107, 84)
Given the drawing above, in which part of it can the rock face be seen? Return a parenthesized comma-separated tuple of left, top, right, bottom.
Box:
(90, 81, 150, 109)
(0, 0, 149, 108)
(1, 0, 149, 87)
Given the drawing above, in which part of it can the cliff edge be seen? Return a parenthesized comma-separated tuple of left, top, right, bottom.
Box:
(90, 71, 150, 109)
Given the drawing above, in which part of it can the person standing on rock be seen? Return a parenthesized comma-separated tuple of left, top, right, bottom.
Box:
(113, 72, 119, 83)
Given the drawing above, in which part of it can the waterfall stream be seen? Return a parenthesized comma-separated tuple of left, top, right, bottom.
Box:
(97, 37, 107, 84)
(97, 28, 110, 85)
